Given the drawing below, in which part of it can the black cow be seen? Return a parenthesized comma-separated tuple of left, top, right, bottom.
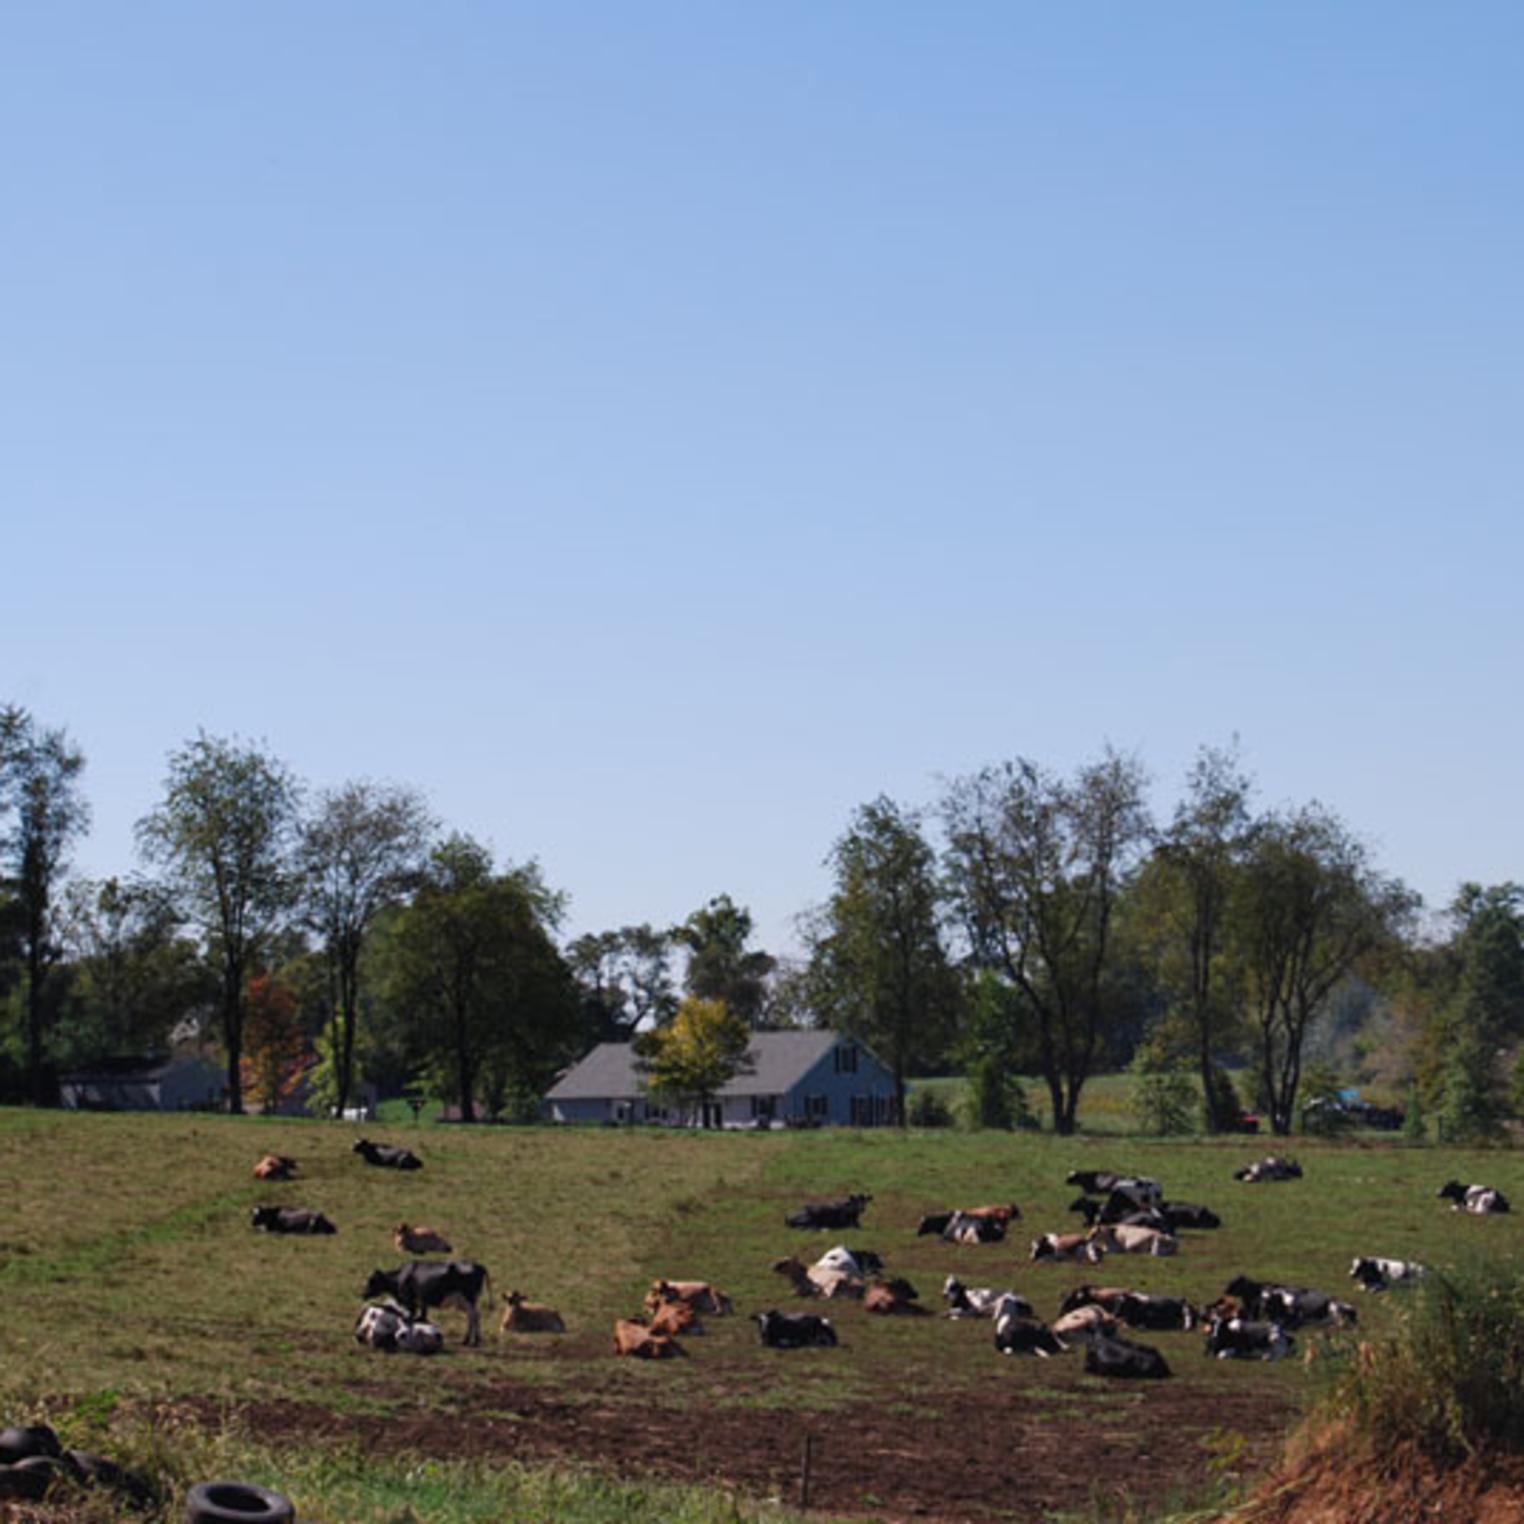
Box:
(363, 1261, 491, 1345)
(1068, 1196, 1173, 1233)
(354, 1139, 423, 1171)
(785, 1194, 871, 1230)
(754, 1310, 838, 1348)
(1205, 1316, 1292, 1360)
(917, 1211, 954, 1237)
(250, 1205, 336, 1235)
(1234, 1156, 1302, 1183)
(1438, 1180, 1510, 1214)
(1159, 1201, 1221, 1231)
(1083, 1331, 1171, 1379)
(993, 1315, 1066, 1357)
(1065, 1171, 1161, 1205)
(1222, 1276, 1355, 1329)
(1113, 1292, 1198, 1332)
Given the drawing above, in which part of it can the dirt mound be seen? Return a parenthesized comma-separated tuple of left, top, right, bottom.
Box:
(1230, 1433, 1524, 1524)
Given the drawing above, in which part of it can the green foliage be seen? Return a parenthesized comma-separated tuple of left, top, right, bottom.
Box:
(1402, 1081, 1427, 1142)
(906, 1085, 954, 1128)
(1202, 1065, 1244, 1132)
(1319, 1262, 1524, 1462)
(1438, 1027, 1504, 1144)
(1129, 1061, 1196, 1136)
(672, 894, 775, 1028)
(634, 995, 753, 1117)
(966, 1053, 1014, 1129)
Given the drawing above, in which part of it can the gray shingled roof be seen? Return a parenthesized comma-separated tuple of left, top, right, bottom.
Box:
(545, 1029, 847, 1101)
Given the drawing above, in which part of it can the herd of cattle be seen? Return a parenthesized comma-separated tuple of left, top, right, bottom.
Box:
(244, 1142, 1510, 1379)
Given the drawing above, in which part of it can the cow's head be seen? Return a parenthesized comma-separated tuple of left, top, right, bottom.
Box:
(1437, 1180, 1465, 1201)
(1224, 1275, 1260, 1301)
(363, 1269, 397, 1300)
(1030, 1237, 1054, 1261)
(353, 1139, 372, 1154)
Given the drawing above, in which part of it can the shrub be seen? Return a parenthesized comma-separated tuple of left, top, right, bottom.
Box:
(1438, 1029, 1504, 1144)
(966, 1055, 1013, 1130)
(1203, 1065, 1245, 1133)
(907, 1087, 954, 1128)
(1131, 1064, 1196, 1136)
(1321, 1262, 1524, 1461)
(1402, 1081, 1427, 1143)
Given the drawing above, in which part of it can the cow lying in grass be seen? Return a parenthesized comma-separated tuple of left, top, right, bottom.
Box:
(812, 1245, 884, 1276)
(1052, 1302, 1119, 1338)
(755, 1310, 838, 1348)
(353, 1138, 422, 1171)
(1087, 1223, 1178, 1257)
(1438, 1180, 1511, 1214)
(864, 1278, 925, 1315)
(786, 1194, 872, 1231)
(1068, 1196, 1173, 1233)
(498, 1291, 566, 1334)
(252, 1153, 297, 1181)
(644, 1279, 733, 1316)
(992, 1296, 1066, 1357)
(771, 1256, 864, 1300)
(1065, 1171, 1161, 1205)
(1083, 1330, 1171, 1379)
(1220, 1276, 1357, 1329)
(1031, 1232, 1105, 1264)
(942, 1276, 1031, 1320)
(613, 1318, 685, 1358)
(1061, 1285, 1198, 1331)
(1204, 1314, 1292, 1361)
(1349, 1256, 1427, 1292)
(1234, 1156, 1302, 1183)
(355, 1299, 444, 1355)
(394, 1223, 452, 1255)
(250, 1205, 335, 1235)
(363, 1261, 491, 1346)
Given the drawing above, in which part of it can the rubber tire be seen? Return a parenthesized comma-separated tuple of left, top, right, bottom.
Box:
(185, 1479, 296, 1523)
(0, 1425, 61, 1464)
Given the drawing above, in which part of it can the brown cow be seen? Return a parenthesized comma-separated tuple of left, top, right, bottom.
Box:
(613, 1318, 685, 1359)
(648, 1299, 703, 1337)
(644, 1279, 733, 1316)
(770, 1257, 865, 1300)
(863, 1277, 926, 1316)
(394, 1223, 454, 1255)
(498, 1290, 566, 1334)
(962, 1204, 1021, 1223)
(252, 1153, 297, 1181)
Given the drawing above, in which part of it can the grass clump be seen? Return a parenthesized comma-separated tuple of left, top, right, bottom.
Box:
(1320, 1260, 1524, 1462)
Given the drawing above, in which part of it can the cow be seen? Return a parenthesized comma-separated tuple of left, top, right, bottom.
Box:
(993, 1315, 1067, 1357)
(785, 1194, 871, 1231)
(498, 1291, 566, 1334)
(1069, 1197, 1174, 1233)
(1159, 1201, 1222, 1231)
(942, 1276, 1029, 1320)
(1083, 1331, 1171, 1380)
(1058, 1285, 1132, 1315)
(250, 1205, 336, 1235)
(812, 1245, 884, 1277)
(1234, 1156, 1302, 1183)
(394, 1223, 453, 1255)
(362, 1261, 491, 1346)
(1205, 1315, 1292, 1361)
(864, 1278, 925, 1315)
(1052, 1303, 1119, 1338)
(1438, 1180, 1511, 1214)
(754, 1310, 838, 1348)
(961, 1204, 1022, 1224)
(353, 1139, 423, 1171)
(1031, 1232, 1105, 1264)
(942, 1210, 1007, 1246)
(643, 1279, 733, 1316)
(252, 1153, 297, 1181)
(1087, 1224, 1178, 1257)
(613, 1318, 685, 1359)
(648, 1299, 703, 1337)
(1065, 1171, 1162, 1206)
(770, 1256, 864, 1300)
(1059, 1285, 1195, 1330)
(354, 1299, 443, 1355)
(1349, 1256, 1428, 1292)
(1222, 1277, 1356, 1329)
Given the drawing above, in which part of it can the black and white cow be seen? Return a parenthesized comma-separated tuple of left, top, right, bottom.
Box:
(992, 1296, 1066, 1357)
(754, 1310, 838, 1348)
(785, 1194, 871, 1231)
(1234, 1156, 1302, 1183)
(942, 1276, 1029, 1320)
(1349, 1256, 1428, 1292)
(1222, 1276, 1356, 1329)
(941, 1210, 1007, 1246)
(1058, 1285, 1196, 1331)
(1205, 1315, 1292, 1361)
(353, 1139, 423, 1171)
(250, 1205, 336, 1235)
(1437, 1181, 1511, 1214)
(812, 1245, 884, 1277)
(1030, 1232, 1105, 1264)
(1065, 1171, 1161, 1204)
(354, 1298, 444, 1354)
(1083, 1331, 1171, 1379)
(1159, 1201, 1222, 1231)
(1068, 1196, 1174, 1233)
(362, 1261, 491, 1345)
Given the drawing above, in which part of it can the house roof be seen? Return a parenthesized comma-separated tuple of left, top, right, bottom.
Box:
(545, 1029, 861, 1102)
(59, 1054, 196, 1084)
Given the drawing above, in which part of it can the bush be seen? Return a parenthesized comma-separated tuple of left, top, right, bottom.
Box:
(1402, 1081, 1427, 1143)
(1131, 1064, 1196, 1136)
(906, 1087, 955, 1128)
(1438, 1030, 1504, 1144)
(966, 1055, 1013, 1130)
(1203, 1065, 1245, 1133)
(1322, 1262, 1524, 1461)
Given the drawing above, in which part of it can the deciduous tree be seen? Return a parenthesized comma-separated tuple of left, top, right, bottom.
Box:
(634, 995, 753, 1125)
(673, 894, 775, 1027)
(136, 734, 300, 1114)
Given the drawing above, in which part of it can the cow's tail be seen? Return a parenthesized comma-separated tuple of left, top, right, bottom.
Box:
(481, 1266, 495, 1339)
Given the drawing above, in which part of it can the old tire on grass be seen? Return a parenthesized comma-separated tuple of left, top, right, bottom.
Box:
(186, 1479, 295, 1522)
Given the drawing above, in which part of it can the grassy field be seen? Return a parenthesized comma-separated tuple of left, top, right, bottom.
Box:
(3, 1107, 1520, 1520)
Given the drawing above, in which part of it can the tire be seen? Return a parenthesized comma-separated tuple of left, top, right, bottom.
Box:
(0, 1425, 61, 1464)
(185, 1479, 296, 1522)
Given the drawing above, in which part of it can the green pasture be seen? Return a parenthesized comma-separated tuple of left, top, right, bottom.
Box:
(2, 1108, 1520, 1519)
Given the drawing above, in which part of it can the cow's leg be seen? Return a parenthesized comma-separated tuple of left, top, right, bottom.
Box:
(467, 1301, 481, 1346)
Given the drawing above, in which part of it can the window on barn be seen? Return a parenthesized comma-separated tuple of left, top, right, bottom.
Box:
(807, 1093, 829, 1121)
(833, 1044, 859, 1075)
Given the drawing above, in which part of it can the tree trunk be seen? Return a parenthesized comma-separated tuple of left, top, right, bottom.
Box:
(26, 940, 46, 1108)
(223, 966, 244, 1116)
(336, 951, 358, 1116)
(1199, 1028, 1220, 1133)
(455, 1000, 475, 1124)
(893, 1062, 907, 1128)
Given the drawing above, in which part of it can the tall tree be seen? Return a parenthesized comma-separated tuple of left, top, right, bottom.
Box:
(1234, 804, 1416, 1135)
(673, 894, 776, 1027)
(567, 923, 677, 1041)
(297, 780, 432, 1114)
(379, 835, 579, 1122)
(943, 750, 1151, 1135)
(806, 797, 962, 1124)
(1137, 743, 1252, 1130)
(634, 995, 753, 1126)
(0, 707, 91, 1104)
(136, 734, 300, 1114)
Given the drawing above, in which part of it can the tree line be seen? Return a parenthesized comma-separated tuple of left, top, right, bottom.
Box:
(2, 706, 1520, 1139)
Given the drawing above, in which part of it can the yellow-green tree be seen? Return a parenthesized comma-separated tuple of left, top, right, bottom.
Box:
(635, 996, 753, 1126)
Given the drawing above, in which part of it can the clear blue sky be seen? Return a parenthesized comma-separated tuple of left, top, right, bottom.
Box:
(4, 3, 1520, 955)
